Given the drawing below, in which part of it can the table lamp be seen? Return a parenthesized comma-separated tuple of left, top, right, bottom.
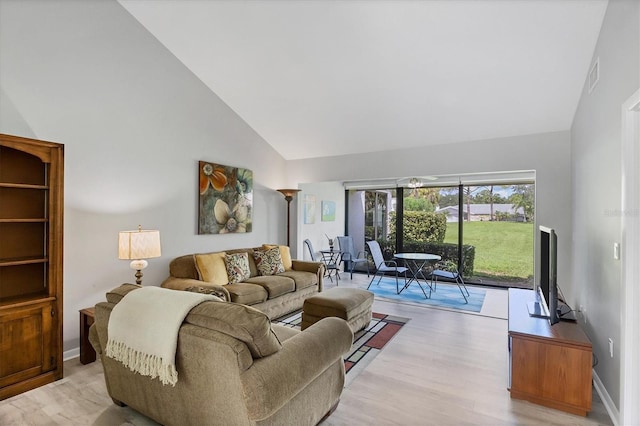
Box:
(118, 225, 161, 285)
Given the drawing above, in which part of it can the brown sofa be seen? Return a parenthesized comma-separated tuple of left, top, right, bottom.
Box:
(161, 245, 324, 319)
(89, 284, 353, 426)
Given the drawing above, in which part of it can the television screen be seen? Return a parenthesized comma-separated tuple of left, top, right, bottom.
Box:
(539, 226, 559, 325)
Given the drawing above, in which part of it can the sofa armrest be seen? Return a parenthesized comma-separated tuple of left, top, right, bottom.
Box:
(291, 260, 325, 292)
(291, 260, 323, 274)
(161, 277, 231, 302)
(88, 323, 102, 355)
(241, 317, 352, 420)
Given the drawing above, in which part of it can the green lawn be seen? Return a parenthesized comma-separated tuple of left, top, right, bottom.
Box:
(444, 221, 534, 282)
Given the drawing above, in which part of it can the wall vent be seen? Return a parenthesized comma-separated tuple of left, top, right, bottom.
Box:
(588, 58, 599, 94)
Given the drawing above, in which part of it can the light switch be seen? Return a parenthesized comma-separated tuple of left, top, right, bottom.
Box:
(614, 243, 620, 260)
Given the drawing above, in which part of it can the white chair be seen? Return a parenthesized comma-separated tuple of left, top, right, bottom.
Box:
(337, 236, 370, 279)
(366, 240, 407, 294)
(430, 266, 469, 304)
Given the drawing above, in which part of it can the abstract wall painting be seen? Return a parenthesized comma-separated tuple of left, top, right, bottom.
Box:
(321, 200, 336, 222)
(304, 194, 316, 224)
(198, 161, 253, 234)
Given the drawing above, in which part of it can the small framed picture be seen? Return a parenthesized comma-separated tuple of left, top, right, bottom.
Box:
(304, 195, 316, 224)
(321, 201, 336, 222)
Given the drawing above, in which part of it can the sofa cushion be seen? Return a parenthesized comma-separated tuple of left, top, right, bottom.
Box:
(270, 323, 299, 343)
(186, 300, 281, 358)
(262, 244, 293, 270)
(225, 252, 251, 284)
(194, 252, 229, 285)
(245, 275, 295, 299)
(225, 283, 268, 305)
(253, 247, 285, 276)
(278, 270, 318, 290)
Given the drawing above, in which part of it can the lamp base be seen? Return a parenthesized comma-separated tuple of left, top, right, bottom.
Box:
(129, 259, 148, 285)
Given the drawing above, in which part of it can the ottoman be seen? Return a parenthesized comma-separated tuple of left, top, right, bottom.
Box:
(301, 287, 374, 332)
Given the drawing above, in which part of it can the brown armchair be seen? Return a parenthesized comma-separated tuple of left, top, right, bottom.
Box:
(89, 284, 352, 426)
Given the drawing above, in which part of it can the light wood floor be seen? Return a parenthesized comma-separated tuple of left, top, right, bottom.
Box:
(0, 274, 613, 425)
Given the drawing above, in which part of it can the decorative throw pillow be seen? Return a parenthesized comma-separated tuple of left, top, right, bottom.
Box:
(184, 286, 227, 301)
(253, 247, 285, 276)
(262, 244, 293, 270)
(194, 252, 229, 285)
(225, 252, 251, 284)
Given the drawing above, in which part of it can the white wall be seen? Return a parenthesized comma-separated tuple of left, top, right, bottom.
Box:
(571, 0, 640, 413)
(0, 0, 290, 352)
(296, 182, 345, 261)
(288, 130, 573, 296)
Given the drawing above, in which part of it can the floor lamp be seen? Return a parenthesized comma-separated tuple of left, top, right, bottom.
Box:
(276, 189, 301, 246)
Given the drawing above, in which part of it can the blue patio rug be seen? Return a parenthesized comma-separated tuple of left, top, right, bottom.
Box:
(369, 277, 486, 313)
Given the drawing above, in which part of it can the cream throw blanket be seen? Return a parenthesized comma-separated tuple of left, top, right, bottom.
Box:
(105, 286, 219, 386)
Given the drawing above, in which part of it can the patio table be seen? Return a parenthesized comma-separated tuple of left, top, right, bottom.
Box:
(394, 253, 441, 298)
(320, 249, 343, 282)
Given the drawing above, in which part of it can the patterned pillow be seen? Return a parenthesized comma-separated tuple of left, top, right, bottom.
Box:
(262, 244, 293, 270)
(253, 247, 286, 276)
(225, 252, 251, 284)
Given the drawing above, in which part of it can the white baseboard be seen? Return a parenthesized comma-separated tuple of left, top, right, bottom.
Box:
(593, 369, 620, 426)
(63, 347, 80, 362)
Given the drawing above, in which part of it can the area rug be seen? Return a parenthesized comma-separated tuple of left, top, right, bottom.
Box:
(273, 310, 409, 386)
(369, 277, 486, 313)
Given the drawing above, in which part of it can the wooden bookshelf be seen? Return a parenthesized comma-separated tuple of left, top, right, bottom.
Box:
(0, 134, 64, 400)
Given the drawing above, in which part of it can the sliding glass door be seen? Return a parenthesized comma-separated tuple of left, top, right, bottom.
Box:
(346, 189, 397, 273)
(345, 178, 534, 288)
(456, 184, 534, 288)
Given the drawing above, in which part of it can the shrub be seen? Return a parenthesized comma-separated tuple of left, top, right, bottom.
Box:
(388, 211, 447, 243)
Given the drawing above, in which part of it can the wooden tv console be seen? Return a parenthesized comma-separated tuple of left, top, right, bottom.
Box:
(508, 288, 592, 416)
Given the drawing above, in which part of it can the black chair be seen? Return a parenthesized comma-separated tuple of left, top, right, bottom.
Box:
(337, 236, 370, 279)
(366, 240, 407, 294)
(304, 239, 340, 283)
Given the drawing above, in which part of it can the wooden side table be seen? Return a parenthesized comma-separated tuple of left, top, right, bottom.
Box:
(79, 307, 96, 364)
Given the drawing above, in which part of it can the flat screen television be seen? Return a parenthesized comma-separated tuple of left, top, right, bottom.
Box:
(527, 225, 559, 325)
(539, 226, 559, 324)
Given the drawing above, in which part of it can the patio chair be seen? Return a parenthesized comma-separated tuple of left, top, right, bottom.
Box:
(430, 263, 470, 303)
(366, 240, 408, 294)
(337, 236, 370, 279)
(304, 239, 340, 283)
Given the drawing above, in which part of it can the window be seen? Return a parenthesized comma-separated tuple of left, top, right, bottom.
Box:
(344, 171, 535, 288)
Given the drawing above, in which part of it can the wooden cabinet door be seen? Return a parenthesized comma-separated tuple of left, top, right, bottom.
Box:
(0, 302, 56, 389)
(510, 333, 592, 415)
(510, 336, 541, 395)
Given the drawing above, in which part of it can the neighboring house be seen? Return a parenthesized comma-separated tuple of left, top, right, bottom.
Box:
(436, 203, 525, 222)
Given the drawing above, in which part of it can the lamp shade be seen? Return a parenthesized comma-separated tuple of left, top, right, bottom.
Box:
(118, 229, 161, 260)
(276, 188, 301, 199)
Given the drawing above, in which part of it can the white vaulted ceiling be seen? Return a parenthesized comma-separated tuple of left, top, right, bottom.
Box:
(118, 0, 608, 160)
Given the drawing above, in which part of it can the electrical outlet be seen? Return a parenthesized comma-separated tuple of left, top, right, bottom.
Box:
(579, 305, 587, 324)
(609, 338, 614, 358)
